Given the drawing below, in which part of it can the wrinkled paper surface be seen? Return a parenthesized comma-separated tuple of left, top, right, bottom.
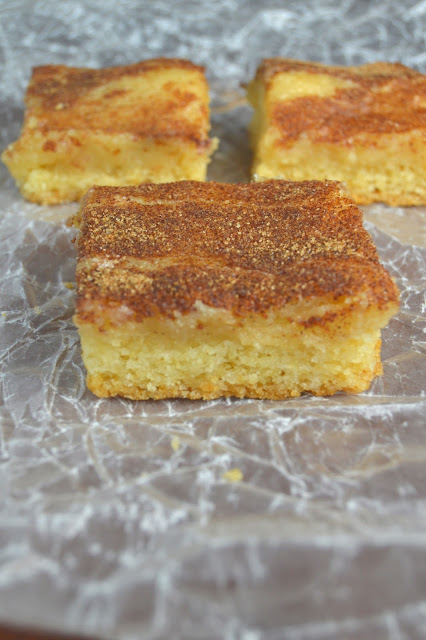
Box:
(0, 1, 425, 638)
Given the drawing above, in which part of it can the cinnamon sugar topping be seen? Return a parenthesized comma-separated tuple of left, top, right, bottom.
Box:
(74, 180, 399, 322)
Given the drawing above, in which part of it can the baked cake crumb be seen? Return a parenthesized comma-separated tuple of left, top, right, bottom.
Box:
(72, 179, 399, 400)
(247, 58, 426, 206)
(2, 59, 218, 204)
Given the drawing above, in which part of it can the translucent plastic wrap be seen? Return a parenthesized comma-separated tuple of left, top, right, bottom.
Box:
(0, 1, 425, 638)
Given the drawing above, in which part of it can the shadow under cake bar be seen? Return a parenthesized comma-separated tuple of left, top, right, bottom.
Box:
(2, 59, 218, 205)
(247, 58, 426, 206)
(72, 179, 399, 400)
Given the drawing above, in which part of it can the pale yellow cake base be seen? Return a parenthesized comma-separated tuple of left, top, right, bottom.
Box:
(252, 133, 426, 206)
(3, 130, 218, 205)
(75, 298, 393, 401)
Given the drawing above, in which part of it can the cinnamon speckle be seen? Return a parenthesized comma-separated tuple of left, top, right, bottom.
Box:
(256, 58, 426, 146)
(74, 180, 399, 323)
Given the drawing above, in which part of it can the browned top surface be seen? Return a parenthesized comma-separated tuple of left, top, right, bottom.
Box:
(259, 58, 423, 81)
(74, 180, 399, 322)
(24, 59, 210, 143)
(258, 58, 426, 145)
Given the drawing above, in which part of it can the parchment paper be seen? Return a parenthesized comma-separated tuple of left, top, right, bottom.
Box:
(0, 1, 425, 638)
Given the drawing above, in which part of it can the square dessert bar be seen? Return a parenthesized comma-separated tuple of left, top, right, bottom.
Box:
(247, 58, 426, 206)
(72, 180, 399, 401)
(2, 59, 217, 204)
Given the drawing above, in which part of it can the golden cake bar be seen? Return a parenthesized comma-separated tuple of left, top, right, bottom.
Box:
(247, 58, 426, 206)
(72, 179, 399, 401)
(2, 59, 218, 204)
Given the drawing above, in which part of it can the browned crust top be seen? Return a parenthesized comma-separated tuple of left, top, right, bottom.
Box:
(258, 58, 423, 81)
(74, 180, 399, 322)
(24, 59, 210, 143)
(257, 58, 426, 145)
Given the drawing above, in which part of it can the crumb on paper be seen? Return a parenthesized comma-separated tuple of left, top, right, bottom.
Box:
(222, 468, 244, 483)
(171, 436, 181, 452)
(64, 282, 75, 289)
(34, 305, 41, 314)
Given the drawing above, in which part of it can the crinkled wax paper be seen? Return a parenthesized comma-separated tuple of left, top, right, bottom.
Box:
(0, 1, 425, 638)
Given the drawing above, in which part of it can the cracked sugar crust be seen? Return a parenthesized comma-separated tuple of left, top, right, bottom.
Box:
(73, 180, 399, 322)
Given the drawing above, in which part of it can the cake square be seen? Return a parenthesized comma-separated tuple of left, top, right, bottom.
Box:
(2, 59, 218, 204)
(247, 58, 426, 206)
(72, 179, 399, 400)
